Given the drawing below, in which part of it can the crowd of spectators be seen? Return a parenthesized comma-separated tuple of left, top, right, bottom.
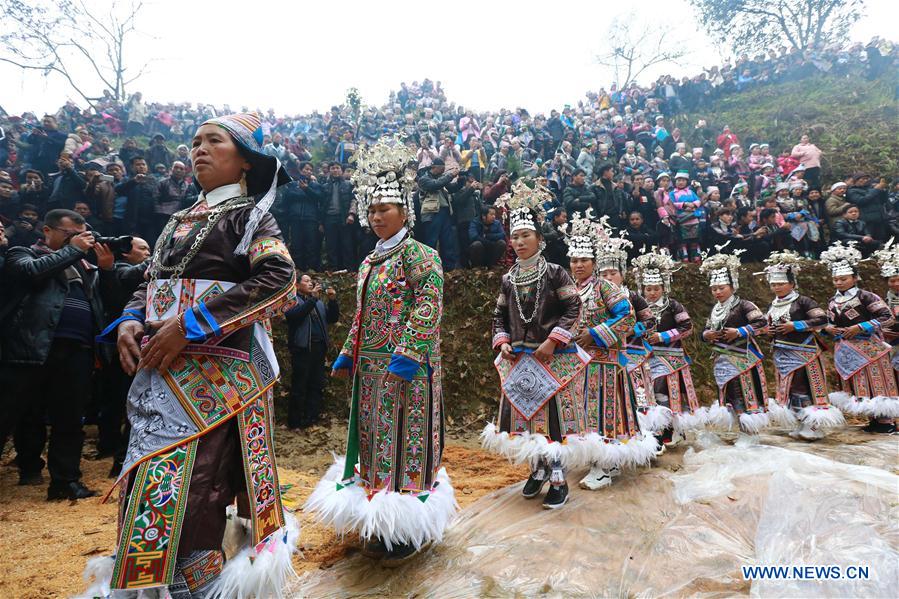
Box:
(1, 38, 896, 271)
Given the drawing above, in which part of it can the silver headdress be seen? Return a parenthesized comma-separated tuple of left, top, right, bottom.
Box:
(632, 247, 682, 294)
(699, 243, 745, 289)
(596, 217, 632, 273)
(350, 136, 416, 229)
(760, 250, 804, 285)
(873, 238, 899, 278)
(561, 208, 607, 259)
(496, 179, 553, 234)
(820, 241, 862, 277)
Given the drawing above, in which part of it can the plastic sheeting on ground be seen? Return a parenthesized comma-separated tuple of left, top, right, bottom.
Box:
(292, 433, 899, 598)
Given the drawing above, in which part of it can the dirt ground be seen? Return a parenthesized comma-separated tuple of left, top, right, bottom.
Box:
(0, 418, 527, 598)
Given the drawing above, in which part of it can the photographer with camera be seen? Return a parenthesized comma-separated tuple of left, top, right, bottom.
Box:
(284, 274, 339, 429)
(0, 208, 115, 500)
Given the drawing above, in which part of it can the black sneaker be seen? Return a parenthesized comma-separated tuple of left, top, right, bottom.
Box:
(382, 543, 419, 567)
(47, 480, 97, 501)
(542, 483, 569, 509)
(862, 420, 897, 434)
(522, 468, 549, 498)
(18, 471, 44, 486)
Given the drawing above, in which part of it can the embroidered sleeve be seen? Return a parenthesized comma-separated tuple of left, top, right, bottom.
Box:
(339, 268, 367, 359)
(183, 213, 296, 341)
(672, 302, 693, 339)
(865, 295, 892, 326)
(492, 278, 512, 350)
(248, 236, 293, 268)
(392, 244, 444, 367)
(554, 267, 582, 335)
(743, 301, 766, 333)
(590, 281, 634, 348)
(594, 279, 635, 346)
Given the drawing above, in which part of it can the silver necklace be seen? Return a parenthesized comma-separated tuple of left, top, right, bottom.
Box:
(511, 256, 547, 324)
(148, 196, 252, 290)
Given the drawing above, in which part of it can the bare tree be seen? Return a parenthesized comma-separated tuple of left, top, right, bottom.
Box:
(0, 0, 148, 107)
(595, 12, 690, 89)
(690, 0, 865, 55)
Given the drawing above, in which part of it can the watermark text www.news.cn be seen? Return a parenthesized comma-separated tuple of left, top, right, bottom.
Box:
(742, 565, 870, 580)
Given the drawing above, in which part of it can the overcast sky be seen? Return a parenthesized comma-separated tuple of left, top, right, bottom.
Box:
(1, 0, 895, 116)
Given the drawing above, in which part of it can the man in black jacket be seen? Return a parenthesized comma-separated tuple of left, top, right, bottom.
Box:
(846, 174, 890, 242)
(321, 162, 358, 270)
(418, 158, 464, 270)
(281, 161, 324, 271)
(562, 169, 597, 219)
(0, 209, 114, 500)
(832, 204, 880, 257)
(594, 164, 630, 229)
(284, 274, 339, 428)
(96, 237, 150, 476)
(114, 155, 158, 240)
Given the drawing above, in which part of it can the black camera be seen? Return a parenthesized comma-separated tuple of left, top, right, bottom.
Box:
(90, 231, 134, 254)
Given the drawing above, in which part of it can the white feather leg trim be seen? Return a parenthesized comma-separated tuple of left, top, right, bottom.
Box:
(799, 405, 846, 429)
(828, 391, 858, 413)
(305, 459, 458, 552)
(765, 398, 798, 428)
(577, 432, 658, 470)
(480, 422, 594, 469)
(706, 402, 736, 431)
(76, 555, 114, 599)
(637, 405, 674, 433)
(207, 510, 301, 599)
(303, 456, 367, 536)
(867, 396, 899, 418)
(673, 407, 708, 432)
(738, 410, 770, 435)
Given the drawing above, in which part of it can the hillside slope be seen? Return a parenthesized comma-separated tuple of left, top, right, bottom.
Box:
(678, 73, 898, 182)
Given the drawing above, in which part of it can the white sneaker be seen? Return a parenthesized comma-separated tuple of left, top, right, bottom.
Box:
(579, 465, 613, 490)
(798, 422, 824, 441)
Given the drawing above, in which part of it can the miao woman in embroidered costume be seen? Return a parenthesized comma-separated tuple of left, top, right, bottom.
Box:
(565, 212, 656, 492)
(874, 241, 899, 434)
(305, 137, 456, 564)
(480, 179, 587, 510)
(84, 113, 299, 598)
(824, 242, 899, 434)
(632, 247, 707, 443)
(756, 251, 844, 440)
(700, 249, 771, 434)
(594, 226, 670, 451)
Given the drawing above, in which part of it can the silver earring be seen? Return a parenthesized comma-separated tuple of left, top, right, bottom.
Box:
(539, 240, 547, 251)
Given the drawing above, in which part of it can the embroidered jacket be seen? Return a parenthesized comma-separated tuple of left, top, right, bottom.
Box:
(768, 294, 827, 344)
(492, 262, 581, 350)
(703, 298, 766, 348)
(653, 298, 692, 347)
(576, 276, 634, 350)
(114, 197, 296, 352)
(336, 236, 443, 380)
(826, 288, 891, 334)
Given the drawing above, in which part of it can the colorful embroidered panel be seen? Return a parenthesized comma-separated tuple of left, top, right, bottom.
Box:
(112, 441, 197, 590)
(496, 349, 590, 438)
(237, 393, 285, 546)
(163, 345, 277, 430)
